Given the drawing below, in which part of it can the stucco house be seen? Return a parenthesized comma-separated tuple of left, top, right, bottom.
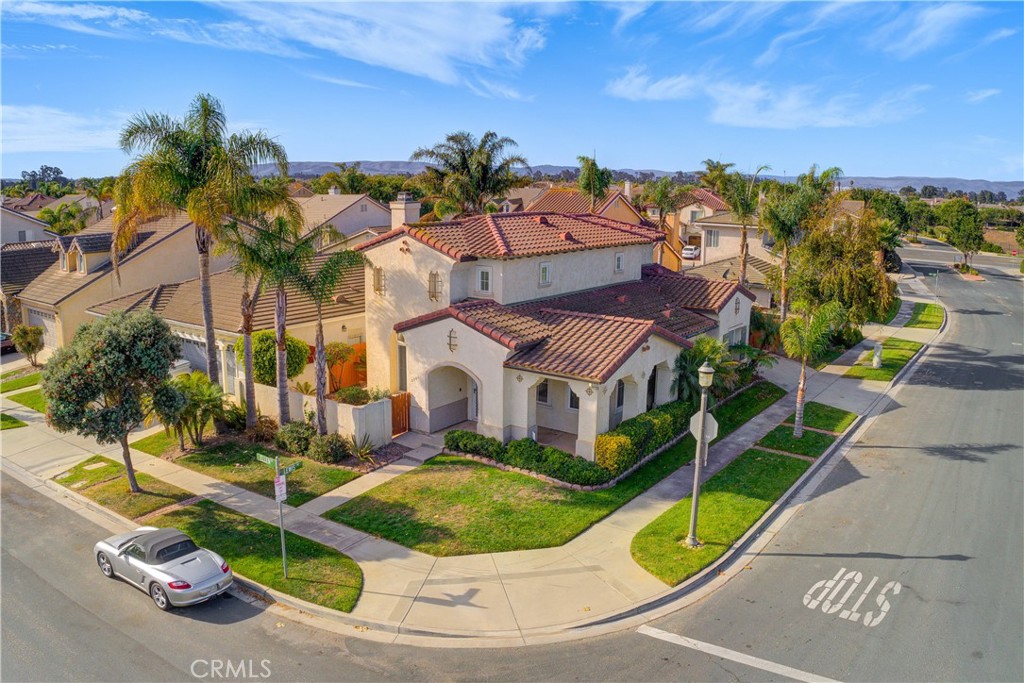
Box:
(1, 240, 58, 332)
(15, 213, 232, 358)
(356, 211, 753, 460)
(87, 258, 365, 395)
(526, 187, 644, 224)
(31, 192, 113, 224)
(687, 255, 775, 308)
(295, 190, 393, 248)
(1, 207, 53, 245)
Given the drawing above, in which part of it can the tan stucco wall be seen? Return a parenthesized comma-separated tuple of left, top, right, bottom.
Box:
(322, 201, 391, 239)
(600, 197, 642, 224)
(713, 292, 753, 344)
(696, 224, 774, 266)
(1, 210, 49, 244)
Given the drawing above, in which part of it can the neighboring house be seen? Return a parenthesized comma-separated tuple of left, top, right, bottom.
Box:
(1, 207, 53, 245)
(687, 255, 774, 308)
(526, 187, 645, 224)
(3, 193, 55, 213)
(15, 213, 233, 358)
(295, 190, 392, 248)
(691, 211, 775, 266)
(493, 185, 548, 213)
(356, 211, 753, 459)
(87, 259, 365, 394)
(0, 240, 58, 332)
(646, 188, 729, 271)
(287, 181, 315, 198)
(31, 193, 113, 224)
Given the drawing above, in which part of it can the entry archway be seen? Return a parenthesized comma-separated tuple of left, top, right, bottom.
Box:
(426, 364, 480, 433)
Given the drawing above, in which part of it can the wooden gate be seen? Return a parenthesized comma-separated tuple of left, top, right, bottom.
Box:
(390, 392, 411, 436)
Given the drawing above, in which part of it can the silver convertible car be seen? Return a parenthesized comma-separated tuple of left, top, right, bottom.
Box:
(94, 527, 233, 610)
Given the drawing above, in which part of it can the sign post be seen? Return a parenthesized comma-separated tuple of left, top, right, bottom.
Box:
(255, 452, 302, 579)
(689, 412, 718, 466)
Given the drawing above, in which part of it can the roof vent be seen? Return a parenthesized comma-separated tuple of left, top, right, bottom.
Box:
(559, 231, 574, 241)
(616, 294, 628, 304)
(662, 308, 672, 318)
(535, 215, 549, 225)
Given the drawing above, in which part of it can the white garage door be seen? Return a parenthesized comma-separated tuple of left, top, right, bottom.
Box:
(25, 308, 57, 349)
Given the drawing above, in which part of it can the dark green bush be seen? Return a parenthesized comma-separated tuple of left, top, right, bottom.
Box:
(504, 438, 543, 468)
(594, 400, 693, 475)
(307, 433, 350, 464)
(980, 241, 1004, 253)
(223, 401, 247, 432)
(240, 330, 308, 386)
(274, 421, 315, 454)
(334, 386, 371, 406)
(245, 415, 278, 443)
(443, 429, 505, 459)
(830, 325, 864, 349)
(540, 447, 611, 486)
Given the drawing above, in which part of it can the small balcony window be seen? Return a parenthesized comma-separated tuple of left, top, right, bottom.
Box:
(614, 252, 624, 273)
(428, 270, 443, 301)
(539, 261, 551, 287)
(373, 267, 386, 295)
(476, 266, 492, 294)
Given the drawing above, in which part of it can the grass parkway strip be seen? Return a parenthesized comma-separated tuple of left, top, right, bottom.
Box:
(7, 387, 47, 413)
(905, 302, 944, 329)
(1, 413, 27, 430)
(326, 381, 787, 557)
(783, 401, 857, 433)
(0, 372, 40, 393)
(55, 455, 194, 520)
(844, 337, 924, 382)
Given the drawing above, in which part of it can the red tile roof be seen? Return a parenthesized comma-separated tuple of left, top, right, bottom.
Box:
(684, 188, 729, 212)
(356, 212, 663, 261)
(525, 188, 637, 216)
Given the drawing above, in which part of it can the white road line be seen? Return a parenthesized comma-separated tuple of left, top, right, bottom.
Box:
(637, 625, 840, 683)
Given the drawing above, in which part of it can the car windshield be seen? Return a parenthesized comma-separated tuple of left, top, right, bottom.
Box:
(155, 539, 200, 563)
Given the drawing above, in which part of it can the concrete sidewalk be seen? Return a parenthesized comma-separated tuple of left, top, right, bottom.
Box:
(0, 276, 944, 642)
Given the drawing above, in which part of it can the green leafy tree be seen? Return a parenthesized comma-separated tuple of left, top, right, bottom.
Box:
(240, 331, 308, 387)
(937, 198, 984, 266)
(905, 198, 936, 237)
(760, 183, 810, 320)
(293, 248, 365, 434)
(1015, 225, 1024, 250)
(114, 92, 299, 388)
(640, 176, 681, 233)
(697, 159, 734, 196)
(410, 130, 528, 216)
(42, 310, 183, 492)
(721, 165, 770, 287)
(780, 300, 846, 438)
(78, 176, 115, 219)
(37, 202, 89, 235)
(869, 192, 911, 235)
(11, 324, 44, 366)
(576, 155, 613, 210)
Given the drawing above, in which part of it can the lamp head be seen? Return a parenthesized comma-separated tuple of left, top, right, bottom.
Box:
(698, 360, 715, 388)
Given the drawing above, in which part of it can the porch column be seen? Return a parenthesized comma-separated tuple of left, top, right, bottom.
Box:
(573, 381, 610, 461)
(215, 341, 230, 394)
(505, 374, 540, 442)
(654, 363, 675, 406)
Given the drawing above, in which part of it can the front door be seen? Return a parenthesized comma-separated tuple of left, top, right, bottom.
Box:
(647, 369, 657, 411)
(468, 379, 479, 422)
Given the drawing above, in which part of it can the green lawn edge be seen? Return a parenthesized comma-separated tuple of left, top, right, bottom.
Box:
(1, 413, 27, 430)
(54, 455, 193, 519)
(148, 499, 363, 612)
(905, 302, 944, 329)
(0, 372, 41, 392)
(631, 449, 811, 586)
(870, 296, 902, 325)
(327, 381, 788, 557)
(757, 425, 835, 458)
(783, 402, 857, 433)
(844, 337, 923, 381)
(131, 429, 180, 456)
(7, 387, 47, 413)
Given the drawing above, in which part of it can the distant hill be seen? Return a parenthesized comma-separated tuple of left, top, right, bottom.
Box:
(247, 160, 1024, 196)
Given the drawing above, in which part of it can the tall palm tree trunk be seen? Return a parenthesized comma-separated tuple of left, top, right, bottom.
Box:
(119, 435, 141, 493)
(739, 222, 749, 287)
(780, 243, 790, 321)
(313, 309, 328, 435)
(240, 290, 257, 429)
(794, 361, 807, 438)
(197, 235, 220, 387)
(275, 285, 290, 424)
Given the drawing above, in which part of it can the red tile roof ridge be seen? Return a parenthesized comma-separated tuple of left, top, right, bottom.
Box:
(559, 212, 665, 242)
(484, 214, 512, 257)
(535, 307, 652, 327)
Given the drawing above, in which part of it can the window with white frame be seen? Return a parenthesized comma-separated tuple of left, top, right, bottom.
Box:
(536, 380, 550, 405)
(614, 252, 624, 272)
(77, 252, 85, 273)
(539, 261, 551, 286)
(568, 388, 580, 411)
(724, 326, 748, 346)
(373, 266, 386, 295)
(476, 266, 492, 294)
(705, 229, 720, 248)
(60, 252, 67, 271)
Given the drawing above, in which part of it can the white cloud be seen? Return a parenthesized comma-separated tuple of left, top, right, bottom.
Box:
(466, 77, 533, 102)
(873, 3, 986, 59)
(1, 105, 121, 153)
(754, 3, 851, 67)
(609, 2, 651, 33)
(966, 89, 1001, 104)
(306, 73, 379, 91)
(692, 2, 785, 42)
(605, 67, 699, 101)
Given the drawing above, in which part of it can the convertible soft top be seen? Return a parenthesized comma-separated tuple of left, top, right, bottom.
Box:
(135, 528, 195, 564)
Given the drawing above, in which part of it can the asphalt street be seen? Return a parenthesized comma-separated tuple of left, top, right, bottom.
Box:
(898, 236, 1022, 270)
(2, 262, 1021, 682)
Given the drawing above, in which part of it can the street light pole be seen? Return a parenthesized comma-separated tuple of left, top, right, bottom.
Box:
(685, 361, 715, 549)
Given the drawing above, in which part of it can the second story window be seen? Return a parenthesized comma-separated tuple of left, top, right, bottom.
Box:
(360, 203, 367, 212)
(536, 380, 550, 405)
(428, 270, 442, 301)
(77, 253, 85, 273)
(705, 229, 720, 248)
(614, 252, 624, 273)
(690, 210, 701, 223)
(60, 252, 67, 271)
(539, 261, 551, 286)
(476, 266, 492, 294)
(373, 266, 386, 295)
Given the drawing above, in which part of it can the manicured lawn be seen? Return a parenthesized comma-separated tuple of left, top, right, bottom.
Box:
(7, 387, 47, 413)
(328, 382, 787, 556)
(813, 345, 847, 370)
(784, 402, 857, 433)
(905, 302, 944, 330)
(131, 429, 179, 456)
(176, 441, 359, 507)
(631, 449, 810, 585)
(1, 413, 26, 430)
(148, 499, 363, 612)
(54, 455, 193, 519)
(870, 297, 902, 325)
(757, 425, 835, 458)
(844, 338, 923, 382)
(0, 372, 40, 392)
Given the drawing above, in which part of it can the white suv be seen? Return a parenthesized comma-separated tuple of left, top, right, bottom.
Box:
(681, 245, 701, 259)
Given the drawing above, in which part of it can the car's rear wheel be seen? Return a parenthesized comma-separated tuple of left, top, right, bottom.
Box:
(96, 552, 114, 578)
(150, 583, 172, 611)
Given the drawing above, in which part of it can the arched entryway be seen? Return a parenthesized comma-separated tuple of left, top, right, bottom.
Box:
(426, 365, 480, 433)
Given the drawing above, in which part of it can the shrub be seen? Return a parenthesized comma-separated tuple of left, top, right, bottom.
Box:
(325, 342, 354, 367)
(444, 429, 505, 459)
(307, 433, 350, 464)
(334, 386, 371, 406)
(275, 420, 316, 454)
(504, 438, 543, 468)
(980, 241, 1004, 254)
(634, 410, 674, 449)
(594, 433, 638, 475)
(540, 447, 611, 486)
(349, 433, 376, 463)
(11, 325, 44, 366)
(245, 415, 278, 443)
(239, 330, 308, 386)
(657, 400, 692, 435)
(830, 325, 864, 349)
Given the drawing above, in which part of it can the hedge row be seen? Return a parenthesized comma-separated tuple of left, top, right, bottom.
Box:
(594, 400, 693, 476)
(443, 431, 612, 486)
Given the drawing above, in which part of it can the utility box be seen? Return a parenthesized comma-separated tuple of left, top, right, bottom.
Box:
(872, 342, 883, 368)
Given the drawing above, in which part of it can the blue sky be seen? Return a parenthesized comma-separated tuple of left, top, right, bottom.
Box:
(2, 1, 1021, 181)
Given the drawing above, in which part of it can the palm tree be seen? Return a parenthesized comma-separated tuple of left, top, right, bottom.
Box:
(411, 130, 528, 216)
(229, 214, 316, 424)
(294, 247, 366, 434)
(37, 202, 88, 235)
(641, 176, 680, 233)
(721, 165, 770, 288)
(779, 300, 845, 437)
(797, 164, 844, 201)
(113, 93, 300, 388)
(78, 177, 114, 219)
(671, 335, 738, 408)
(760, 184, 811, 321)
(577, 155, 613, 211)
(698, 159, 735, 196)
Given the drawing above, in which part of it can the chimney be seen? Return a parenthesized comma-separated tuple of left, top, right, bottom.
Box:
(624, 180, 633, 197)
(328, 185, 340, 195)
(390, 191, 421, 230)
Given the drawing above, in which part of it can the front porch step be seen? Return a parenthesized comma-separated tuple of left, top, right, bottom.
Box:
(393, 431, 444, 451)
(404, 446, 441, 463)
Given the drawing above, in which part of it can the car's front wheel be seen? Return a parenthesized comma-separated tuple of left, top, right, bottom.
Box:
(96, 552, 114, 578)
(150, 583, 172, 611)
